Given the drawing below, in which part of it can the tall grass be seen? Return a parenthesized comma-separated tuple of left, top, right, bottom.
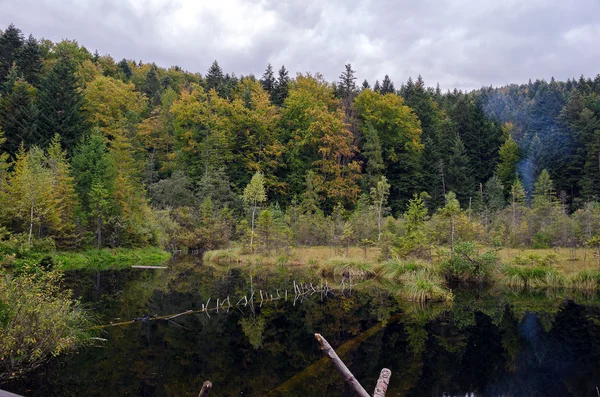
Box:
(401, 269, 453, 303)
(319, 258, 376, 280)
(501, 265, 565, 289)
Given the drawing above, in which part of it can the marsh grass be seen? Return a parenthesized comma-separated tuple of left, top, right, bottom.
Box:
(319, 258, 376, 280)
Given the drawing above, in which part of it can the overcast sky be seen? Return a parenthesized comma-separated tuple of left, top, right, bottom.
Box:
(1, 0, 599, 91)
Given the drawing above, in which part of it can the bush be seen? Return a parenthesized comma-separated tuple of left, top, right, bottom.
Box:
(0, 269, 95, 380)
(440, 242, 499, 282)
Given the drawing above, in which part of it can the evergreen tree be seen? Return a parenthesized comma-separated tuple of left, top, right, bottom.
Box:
(71, 130, 116, 248)
(37, 53, 88, 151)
(484, 175, 505, 214)
(47, 135, 77, 244)
(338, 64, 357, 100)
(370, 175, 390, 241)
(446, 135, 475, 205)
(361, 79, 370, 90)
(144, 63, 160, 105)
(373, 80, 381, 93)
(0, 24, 24, 83)
(380, 75, 395, 94)
(361, 123, 385, 186)
(0, 77, 39, 154)
(272, 65, 289, 106)
(117, 58, 132, 80)
(496, 127, 521, 196)
(16, 34, 41, 85)
(205, 60, 225, 96)
(260, 63, 276, 97)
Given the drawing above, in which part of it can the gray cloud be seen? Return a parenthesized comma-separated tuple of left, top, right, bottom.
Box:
(1, 0, 599, 90)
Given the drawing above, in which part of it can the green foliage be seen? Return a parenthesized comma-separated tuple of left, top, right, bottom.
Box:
(441, 241, 499, 282)
(0, 269, 95, 380)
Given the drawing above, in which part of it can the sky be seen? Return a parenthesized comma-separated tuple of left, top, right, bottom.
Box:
(1, 0, 599, 91)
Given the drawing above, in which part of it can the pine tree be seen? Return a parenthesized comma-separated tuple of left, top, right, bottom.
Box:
(205, 60, 225, 96)
(373, 80, 381, 93)
(362, 123, 385, 186)
(71, 130, 117, 247)
(484, 175, 505, 213)
(338, 64, 357, 100)
(260, 63, 276, 97)
(38, 53, 88, 151)
(380, 75, 395, 94)
(272, 65, 289, 106)
(16, 34, 41, 85)
(496, 126, 521, 196)
(0, 77, 39, 154)
(144, 63, 160, 105)
(0, 24, 24, 83)
(361, 79, 370, 90)
(446, 135, 475, 205)
(117, 58, 132, 80)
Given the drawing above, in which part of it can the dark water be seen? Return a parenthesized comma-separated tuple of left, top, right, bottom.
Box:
(4, 258, 600, 396)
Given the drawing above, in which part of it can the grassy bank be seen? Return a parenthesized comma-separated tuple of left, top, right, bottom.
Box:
(204, 245, 600, 300)
(2, 247, 171, 271)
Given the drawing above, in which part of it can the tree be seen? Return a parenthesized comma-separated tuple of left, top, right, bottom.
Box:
(440, 192, 461, 251)
(243, 171, 267, 252)
(272, 65, 289, 106)
(361, 123, 385, 186)
(354, 89, 423, 211)
(71, 130, 116, 248)
(143, 63, 160, 104)
(380, 75, 395, 94)
(496, 127, 521, 196)
(370, 176, 390, 241)
(84, 75, 146, 138)
(446, 135, 475, 205)
(484, 175, 505, 214)
(260, 63, 276, 97)
(0, 24, 24, 83)
(7, 145, 57, 245)
(341, 221, 355, 258)
(0, 78, 39, 154)
(37, 53, 88, 151)
(205, 60, 225, 97)
(117, 58, 132, 81)
(396, 192, 430, 257)
(361, 79, 370, 90)
(16, 34, 42, 85)
(47, 135, 77, 245)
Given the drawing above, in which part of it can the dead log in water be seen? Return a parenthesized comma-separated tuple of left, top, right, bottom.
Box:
(198, 381, 212, 397)
(315, 334, 392, 397)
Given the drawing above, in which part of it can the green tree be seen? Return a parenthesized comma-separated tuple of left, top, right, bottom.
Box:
(243, 171, 267, 252)
(7, 145, 57, 245)
(440, 192, 461, 251)
(0, 78, 39, 154)
(205, 60, 225, 97)
(260, 63, 276, 97)
(16, 34, 42, 85)
(0, 24, 24, 83)
(341, 221, 355, 257)
(396, 192, 430, 257)
(38, 53, 88, 151)
(446, 135, 475, 205)
(370, 175, 390, 241)
(495, 124, 521, 195)
(272, 65, 289, 106)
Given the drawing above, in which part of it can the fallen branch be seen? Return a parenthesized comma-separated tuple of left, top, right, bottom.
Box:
(198, 380, 212, 397)
(314, 333, 392, 397)
(314, 333, 370, 397)
(373, 368, 391, 397)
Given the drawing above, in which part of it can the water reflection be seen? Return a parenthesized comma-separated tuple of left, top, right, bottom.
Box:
(4, 257, 600, 396)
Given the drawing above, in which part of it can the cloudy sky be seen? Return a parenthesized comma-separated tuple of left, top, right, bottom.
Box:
(1, 0, 599, 90)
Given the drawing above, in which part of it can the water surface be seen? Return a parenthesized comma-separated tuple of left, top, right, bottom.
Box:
(4, 257, 600, 396)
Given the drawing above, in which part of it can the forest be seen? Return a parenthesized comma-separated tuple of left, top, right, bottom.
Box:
(0, 23, 599, 258)
(1, 22, 600, 384)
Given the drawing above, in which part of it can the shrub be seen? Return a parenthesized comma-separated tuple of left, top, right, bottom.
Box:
(440, 242, 499, 282)
(0, 269, 95, 380)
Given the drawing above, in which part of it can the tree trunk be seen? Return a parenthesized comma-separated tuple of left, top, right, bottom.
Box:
(250, 206, 256, 253)
(450, 215, 455, 252)
(28, 202, 34, 246)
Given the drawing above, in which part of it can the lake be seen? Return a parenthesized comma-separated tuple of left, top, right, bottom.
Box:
(3, 257, 600, 396)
